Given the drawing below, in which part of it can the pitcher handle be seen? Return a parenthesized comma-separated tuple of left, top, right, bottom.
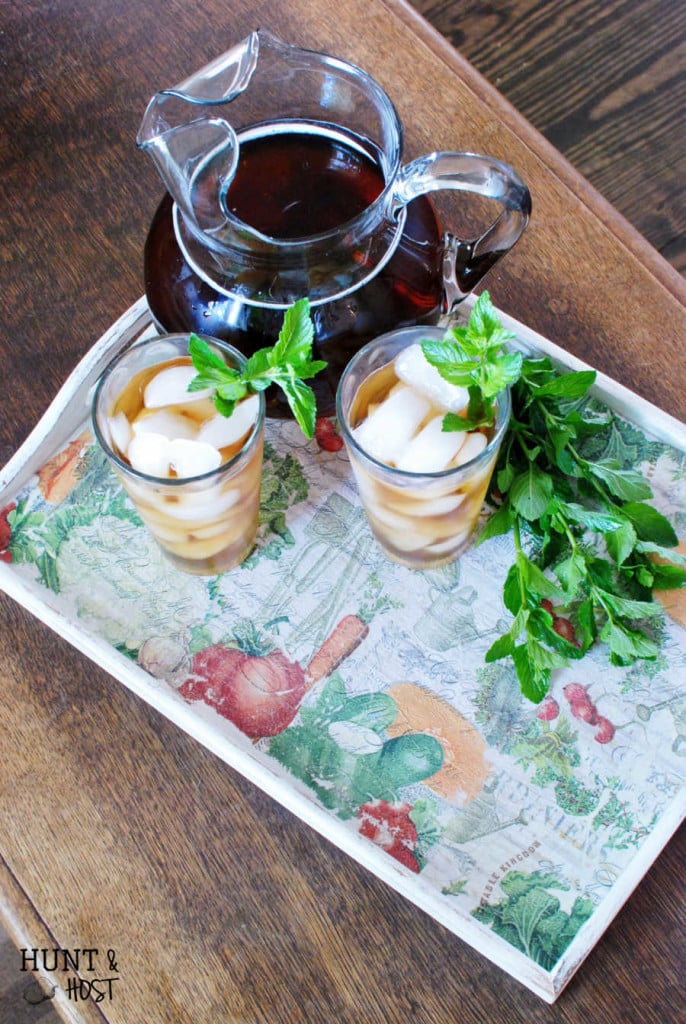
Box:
(392, 152, 531, 310)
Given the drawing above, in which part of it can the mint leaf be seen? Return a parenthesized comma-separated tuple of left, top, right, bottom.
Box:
(481, 350, 523, 397)
(648, 563, 686, 589)
(557, 500, 625, 534)
(279, 375, 318, 439)
(636, 540, 686, 567)
(621, 502, 678, 547)
(485, 632, 516, 662)
(420, 341, 479, 386)
(467, 290, 517, 349)
(509, 466, 554, 520)
(600, 620, 660, 665)
(604, 520, 637, 566)
(503, 567, 526, 615)
(477, 502, 514, 544)
(524, 556, 565, 602)
(554, 551, 587, 597)
(512, 642, 554, 703)
(534, 371, 596, 401)
(273, 297, 315, 365)
(595, 587, 665, 621)
(582, 458, 653, 501)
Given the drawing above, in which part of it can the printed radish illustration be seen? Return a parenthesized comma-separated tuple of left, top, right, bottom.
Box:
(537, 695, 560, 722)
(356, 799, 420, 872)
(179, 614, 369, 737)
(562, 683, 616, 744)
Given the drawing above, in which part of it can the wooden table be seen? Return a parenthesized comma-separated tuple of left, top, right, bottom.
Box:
(411, 0, 686, 277)
(1, 1, 684, 1022)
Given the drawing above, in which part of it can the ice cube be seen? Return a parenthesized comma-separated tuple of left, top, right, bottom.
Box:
(197, 394, 260, 448)
(367, 502, 412, 531)
(426, 528, 471, 554)
(108, 411, 132, 456)
(379, 526, 428, 552)
(162, 485, 241, 521)
(127, 432, 172, 477)
(352, 385, 430, 464)
(395, 344, 470, 413)
(167, 438, 222, 479)
(386, 491, 466, 518)
(132, 408, 199, 442)
(395, 415, 467, 473)
(454, 430, 488, 466)
(166, 532, 234, 561)
(144, 364, 213, 408)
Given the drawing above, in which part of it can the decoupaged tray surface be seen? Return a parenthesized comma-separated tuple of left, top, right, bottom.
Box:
(1, 297, 685, 1003)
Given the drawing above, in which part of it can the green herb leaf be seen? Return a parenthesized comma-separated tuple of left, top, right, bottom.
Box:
(187, 298, 326, 439)
(621, 502, 679, 547)
(534, 370, 596, 401)
(421, 291, 520, 432)
(636, 540, 686, 567)
(594, 587, 665, 621)
(581, 458, 653, 501)
(509, 466, 554, 520)
(604, 520, 637, 566)
(477, 502, 514, 544)
(512, 641, 556, 703)
(647, 563, 686, 589)
(556, 500, 625, 534)
(554, 551, 587, 597)
(599, 620, 660, 665)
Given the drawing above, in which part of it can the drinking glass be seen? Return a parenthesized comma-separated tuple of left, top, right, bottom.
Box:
(92, 334, 265, 574)
(336, 326, 510, 569)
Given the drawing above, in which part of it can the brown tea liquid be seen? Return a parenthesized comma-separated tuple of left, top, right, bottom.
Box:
(223, 130, 384, 237)
(144, 125, 444, 415)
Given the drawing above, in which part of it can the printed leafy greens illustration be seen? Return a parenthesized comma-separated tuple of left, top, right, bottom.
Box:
(472, 869, 593, 969)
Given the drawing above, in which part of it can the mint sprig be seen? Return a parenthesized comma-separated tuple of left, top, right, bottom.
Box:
(188, 298, 326, 438)
(421, 291, 523, 431)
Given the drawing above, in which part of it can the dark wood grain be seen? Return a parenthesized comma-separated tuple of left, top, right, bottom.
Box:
(411, 0, 686, 274)
(1, 1, 685, 1022)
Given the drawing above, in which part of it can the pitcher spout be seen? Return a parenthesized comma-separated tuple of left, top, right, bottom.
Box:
(135, 32, 264, 228)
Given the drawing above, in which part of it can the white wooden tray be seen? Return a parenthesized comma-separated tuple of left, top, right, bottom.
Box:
(1, 296, 685, 1002)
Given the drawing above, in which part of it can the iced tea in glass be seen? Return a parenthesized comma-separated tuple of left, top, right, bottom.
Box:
(336, 326, 510, 569)
(92, 334, 265, 574)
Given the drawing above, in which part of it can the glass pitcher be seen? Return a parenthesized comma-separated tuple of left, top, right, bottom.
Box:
(137, 30, 531, 415)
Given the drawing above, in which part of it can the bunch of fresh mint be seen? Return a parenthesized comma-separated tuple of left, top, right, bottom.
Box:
(426, 292, 686, 702)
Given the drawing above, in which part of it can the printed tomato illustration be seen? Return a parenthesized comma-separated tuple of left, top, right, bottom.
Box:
(179, 615, 369, 738)
(357, 799, 420, 873)
(179, 639, 307, 738)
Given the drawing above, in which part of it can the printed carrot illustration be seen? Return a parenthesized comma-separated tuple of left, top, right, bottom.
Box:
(305, 613, 369, 686)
